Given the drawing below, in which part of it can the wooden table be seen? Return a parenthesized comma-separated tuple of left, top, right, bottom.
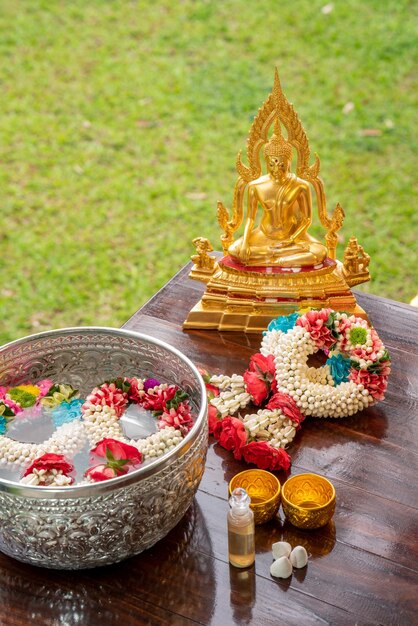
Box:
(1, 264, 418, 626)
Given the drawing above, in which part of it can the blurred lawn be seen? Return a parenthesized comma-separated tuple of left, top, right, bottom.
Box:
(1, 0, 417, 344)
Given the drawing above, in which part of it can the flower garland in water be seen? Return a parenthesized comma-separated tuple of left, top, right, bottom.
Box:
(204, 309, 390, 472)
(0, 377, 193, 486)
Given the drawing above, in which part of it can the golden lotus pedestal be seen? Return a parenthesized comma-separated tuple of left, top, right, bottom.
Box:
(184, 256, 367, 332)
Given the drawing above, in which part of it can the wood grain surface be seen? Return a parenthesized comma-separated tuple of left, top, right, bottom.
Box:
(0, 263, 417, 626)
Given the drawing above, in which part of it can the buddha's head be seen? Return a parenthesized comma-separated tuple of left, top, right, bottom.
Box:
(264, 119, 292, 181)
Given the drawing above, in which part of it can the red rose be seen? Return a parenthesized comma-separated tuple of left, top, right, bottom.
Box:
(248, 353, 276, 376)
(23, 453, 74, 478)
(87, 438, 142, 482)
(85, 464, 121, 482)
(208, 403, 221, 434)
(213, 418, 224, 440)
(92, 438, 142, 464)
(243, 370, 270, 405)
(214, 417, 248, 460)
(296, 309, 335, 350)
(244, 353, 277, 405)
(241, 441, 291, 471)
(266, 392, 305, 428)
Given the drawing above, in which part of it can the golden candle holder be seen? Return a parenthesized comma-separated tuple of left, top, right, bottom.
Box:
(229, 469, 281, 525)
(281, 473, 336, 530)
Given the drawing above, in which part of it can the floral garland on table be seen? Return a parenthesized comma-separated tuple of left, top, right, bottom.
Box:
(202, 309, 390, 472)
(0, 377, 193, 487)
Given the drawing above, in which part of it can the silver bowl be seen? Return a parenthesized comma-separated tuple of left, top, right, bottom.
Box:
(0, 327, 208, 569)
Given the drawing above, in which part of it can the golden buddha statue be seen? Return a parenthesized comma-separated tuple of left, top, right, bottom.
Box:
(228, 119, 327, 267)
(184, 69, 371, 332)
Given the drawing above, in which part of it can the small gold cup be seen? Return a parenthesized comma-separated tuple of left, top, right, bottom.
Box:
(281, 473, 336, 530)
(229, 469, 281, 525)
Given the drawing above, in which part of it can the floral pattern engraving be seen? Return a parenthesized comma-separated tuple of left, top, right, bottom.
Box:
(0, 425, 207, 568)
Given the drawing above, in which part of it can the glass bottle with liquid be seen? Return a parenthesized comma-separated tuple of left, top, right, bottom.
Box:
(228, 487, 255, 568)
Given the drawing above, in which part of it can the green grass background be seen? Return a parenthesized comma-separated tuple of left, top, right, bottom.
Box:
(1, 0, 417, 344)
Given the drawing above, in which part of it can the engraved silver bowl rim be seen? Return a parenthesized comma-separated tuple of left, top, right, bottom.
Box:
(0, 326, 207, 499)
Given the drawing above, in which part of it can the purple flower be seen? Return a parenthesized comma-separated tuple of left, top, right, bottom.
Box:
(143, 378, 161, 391)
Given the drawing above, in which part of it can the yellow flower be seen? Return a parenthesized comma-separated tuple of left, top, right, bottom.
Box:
(15, 384, 41, 397)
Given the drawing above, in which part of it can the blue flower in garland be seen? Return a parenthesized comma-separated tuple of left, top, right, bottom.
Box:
(51, 398, 84, 427)
(326, 353, 351, 385)
(265, 313, 299, 335)
(0, 416, 7, 435)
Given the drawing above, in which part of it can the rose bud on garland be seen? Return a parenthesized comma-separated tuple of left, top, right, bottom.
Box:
(243, 353, 277, 405)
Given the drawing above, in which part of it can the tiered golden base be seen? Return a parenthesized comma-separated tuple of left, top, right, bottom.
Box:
(184, 257, 367, 332)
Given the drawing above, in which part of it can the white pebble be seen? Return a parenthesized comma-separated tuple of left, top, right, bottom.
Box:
(289, 545, 308, 568)
(272, 541, 292, 560)
(270, 556, 293, 579)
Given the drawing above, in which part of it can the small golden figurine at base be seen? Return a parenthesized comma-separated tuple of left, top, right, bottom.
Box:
(184, 69, 371, 332)
(189, 237, 217, 282)
(342, 236, 371, 287)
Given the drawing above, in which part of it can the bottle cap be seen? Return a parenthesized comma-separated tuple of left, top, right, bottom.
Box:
(229, 487, 251, 515)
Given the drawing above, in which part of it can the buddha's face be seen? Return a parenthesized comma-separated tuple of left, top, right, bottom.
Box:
(266, 155, 290, 180)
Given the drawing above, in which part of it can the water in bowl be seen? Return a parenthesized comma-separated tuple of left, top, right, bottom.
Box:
(0, 399, 159, 485)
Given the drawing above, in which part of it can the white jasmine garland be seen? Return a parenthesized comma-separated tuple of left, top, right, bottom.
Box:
(209, 374, 252, 418)
(82, 403, 184, 461)
(0, 421, 87, 469)
(271, 325, 373, 418)
(208, 309, 390, 465)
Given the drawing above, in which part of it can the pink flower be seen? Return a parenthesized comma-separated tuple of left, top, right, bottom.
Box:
(214, 416, 248, 460)
(23, 453, 74, 478)
(266, 392, 305, 428)
(349, 368, 389, 401)
(208, 404, 221, 435)
(85, 464, 120, 482)
(0, 395, 23, 416)
(83, 383, 128, 418)
(296, 309, 335, 350)
(243, 353, 277, 405)
(157, 402, 193, 435)
(378, 360, 391, 378)
(335, 313, 353, 338)
(141, 385, 178, 411)
(37, 379, 54, 399)
(241, 441, 291, 471)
